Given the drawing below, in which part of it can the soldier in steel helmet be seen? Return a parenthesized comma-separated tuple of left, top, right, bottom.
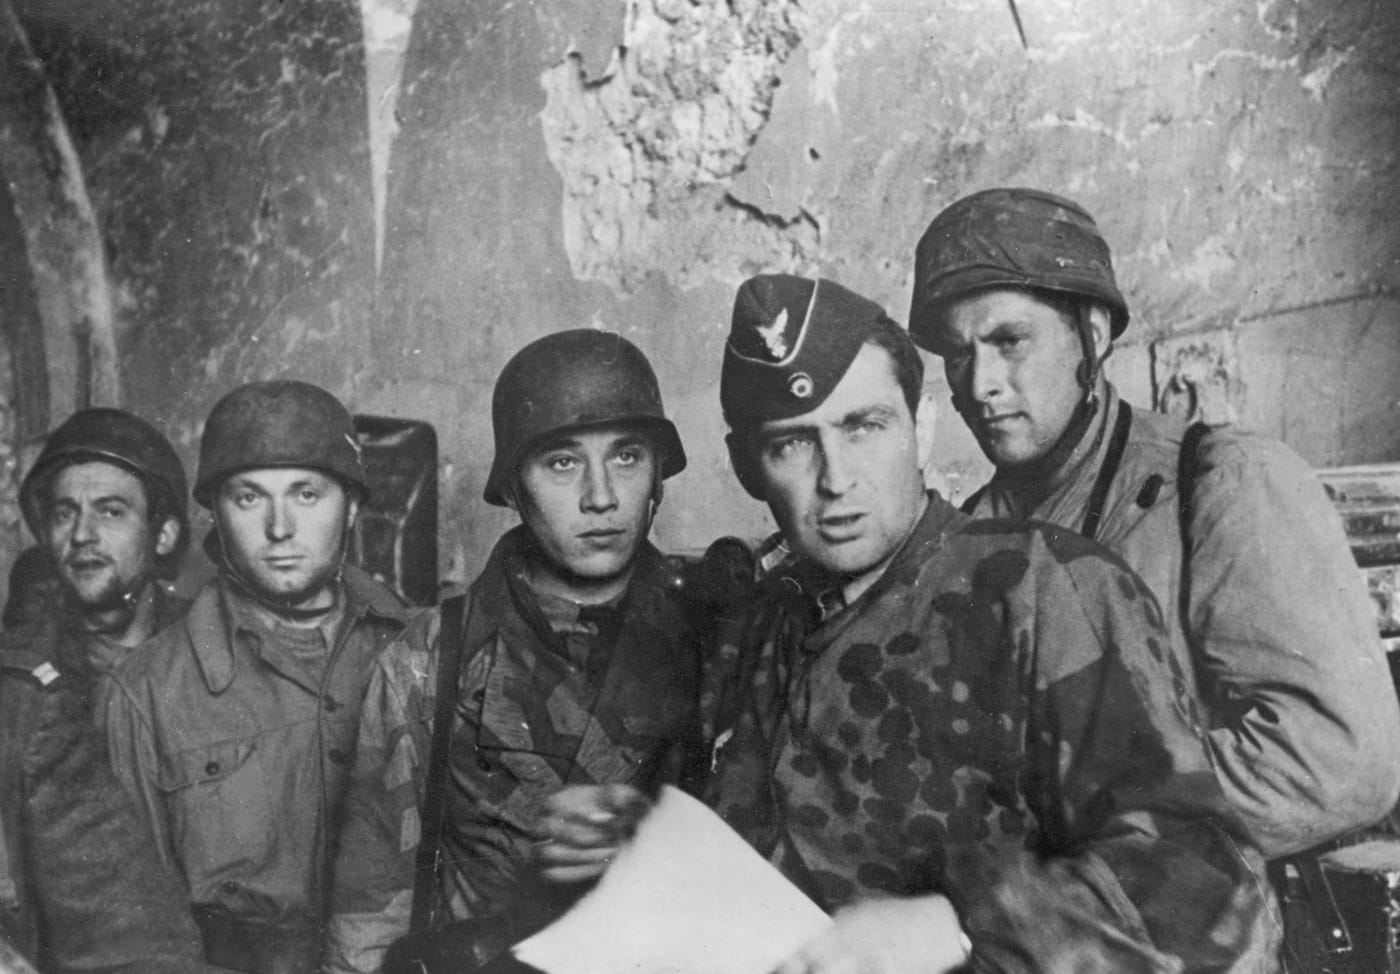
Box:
(321, 331, 701, 974)
(0, 408, 213, 972)
(15, 408, 190, 651)
(540, 275, 1281, 972)
(101, 381, 416, 974)
(908, 188, 1400, 861)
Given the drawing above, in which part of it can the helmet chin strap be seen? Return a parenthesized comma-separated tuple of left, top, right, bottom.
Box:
(1017, 304, 1104, 480)
(953, 303, 1104, 484)
(212, 522, 346, 620)
(73, 577, 150, 636)
(1073, 304, 1102, 413)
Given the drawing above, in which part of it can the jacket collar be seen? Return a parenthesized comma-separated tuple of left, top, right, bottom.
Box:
(473, 528, 674, 626)
(187, 563, 412, 694)
(340, 562, 414, 622)
(770, 490, 963, 628)
(0, 579, 191, 684)
(983, 383, 1122, 519)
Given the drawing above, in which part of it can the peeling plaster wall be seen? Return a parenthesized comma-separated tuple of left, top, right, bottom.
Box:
(359, 0, 1400, 577)
(6, 0, 1397, 584)
(540, 0, 813, 292)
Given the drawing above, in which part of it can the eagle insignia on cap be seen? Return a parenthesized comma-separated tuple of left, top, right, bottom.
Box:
(757, 308, 790, 360)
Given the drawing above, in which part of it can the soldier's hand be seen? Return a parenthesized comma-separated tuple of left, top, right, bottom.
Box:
(772, 895, 970, 974)
(533, 784, 651, 884)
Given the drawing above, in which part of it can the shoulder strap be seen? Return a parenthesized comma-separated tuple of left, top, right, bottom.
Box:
(1175, 421, 1212, 548)
(1174, 419, 1212, 657)
(0, 650, 61, 690)
(408, 592, 469, 933)
(1080, 403, 1134, 542)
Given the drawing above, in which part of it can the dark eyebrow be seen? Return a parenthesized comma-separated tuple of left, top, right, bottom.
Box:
(223, 478, 268, 497)
(53, 494, 133, 509)
(985, 320, 1034, 336)
(756, 421, 817, 446)
(837, 404, 900, 428)
(758, 403, 901, 444)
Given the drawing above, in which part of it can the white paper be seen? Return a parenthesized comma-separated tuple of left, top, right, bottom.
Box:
(513, 786, 832, 974)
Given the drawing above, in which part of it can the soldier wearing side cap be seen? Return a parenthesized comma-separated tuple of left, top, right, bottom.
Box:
(908, 188, 1400, 863)
(101, 381, 416, 974)
(539, 275, 1281, 973)
(322, 331, 703, 974)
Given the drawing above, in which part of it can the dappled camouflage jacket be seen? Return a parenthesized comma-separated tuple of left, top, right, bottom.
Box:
(323, 528, 703, 974)
(968, 385, 1400, 858)
(704, 493, 1281, 974)
(0, 589, 213, 974)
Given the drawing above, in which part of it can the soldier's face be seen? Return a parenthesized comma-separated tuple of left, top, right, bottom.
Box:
(513, 426, 657, 595)
(751, 343, 932, 583)
(44, 461, 174, 614)
(936, 288, 1106, 469)
(215, 468, 356, 611)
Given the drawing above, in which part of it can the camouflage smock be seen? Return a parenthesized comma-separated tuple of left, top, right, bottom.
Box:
(966, 385, 1400, 858)
(323, 528, 703, 974)
(704, 492, 1281, 974)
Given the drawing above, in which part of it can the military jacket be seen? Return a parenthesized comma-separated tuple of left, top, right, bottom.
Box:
(705, 493, 1280, 973)
(0, 588, 212, 974)
(323, 529, 702, 974)
(100, 565, 414, 974)
(968, 385, 1400, 858)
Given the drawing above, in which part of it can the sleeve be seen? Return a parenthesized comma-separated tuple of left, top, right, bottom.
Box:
(322, 613, 439, 974)
(24, 687, 215, 974)
(950, 541, 1279, 974)
(1187, 435, 1400, 856)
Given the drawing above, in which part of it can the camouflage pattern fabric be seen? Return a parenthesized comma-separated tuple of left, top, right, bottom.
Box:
(704, 492, 1281, 974)
(323, 528, 703, 974)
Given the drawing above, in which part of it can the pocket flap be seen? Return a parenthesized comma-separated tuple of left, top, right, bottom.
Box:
(156, 738, 256, 792)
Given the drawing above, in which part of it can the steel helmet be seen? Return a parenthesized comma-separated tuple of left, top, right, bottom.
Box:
(908, 187, 1130, 354)
(19, 408, 189, 544)
(483, 329, 686, 507)
(193, 380, 366, 507)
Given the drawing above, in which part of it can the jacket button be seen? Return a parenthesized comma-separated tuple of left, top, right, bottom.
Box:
(329, 748, 350, 765)
(205, 761, 220, 776)
(323, 695, 340, 712)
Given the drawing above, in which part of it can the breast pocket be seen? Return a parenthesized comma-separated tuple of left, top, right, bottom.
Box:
(456, 673, 575, 825)
(157, 738, 276, 886)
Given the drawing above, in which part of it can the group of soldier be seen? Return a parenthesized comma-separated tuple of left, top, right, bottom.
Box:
(1, 187, 1396, 974)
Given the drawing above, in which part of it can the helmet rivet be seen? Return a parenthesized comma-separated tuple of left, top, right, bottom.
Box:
(788, 373, 814, 398)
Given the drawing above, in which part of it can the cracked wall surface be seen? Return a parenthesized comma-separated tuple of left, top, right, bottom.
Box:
(4, 0, 1398, 580)
(539, 0, 814, 292)
(354, 0, 1400, 574)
